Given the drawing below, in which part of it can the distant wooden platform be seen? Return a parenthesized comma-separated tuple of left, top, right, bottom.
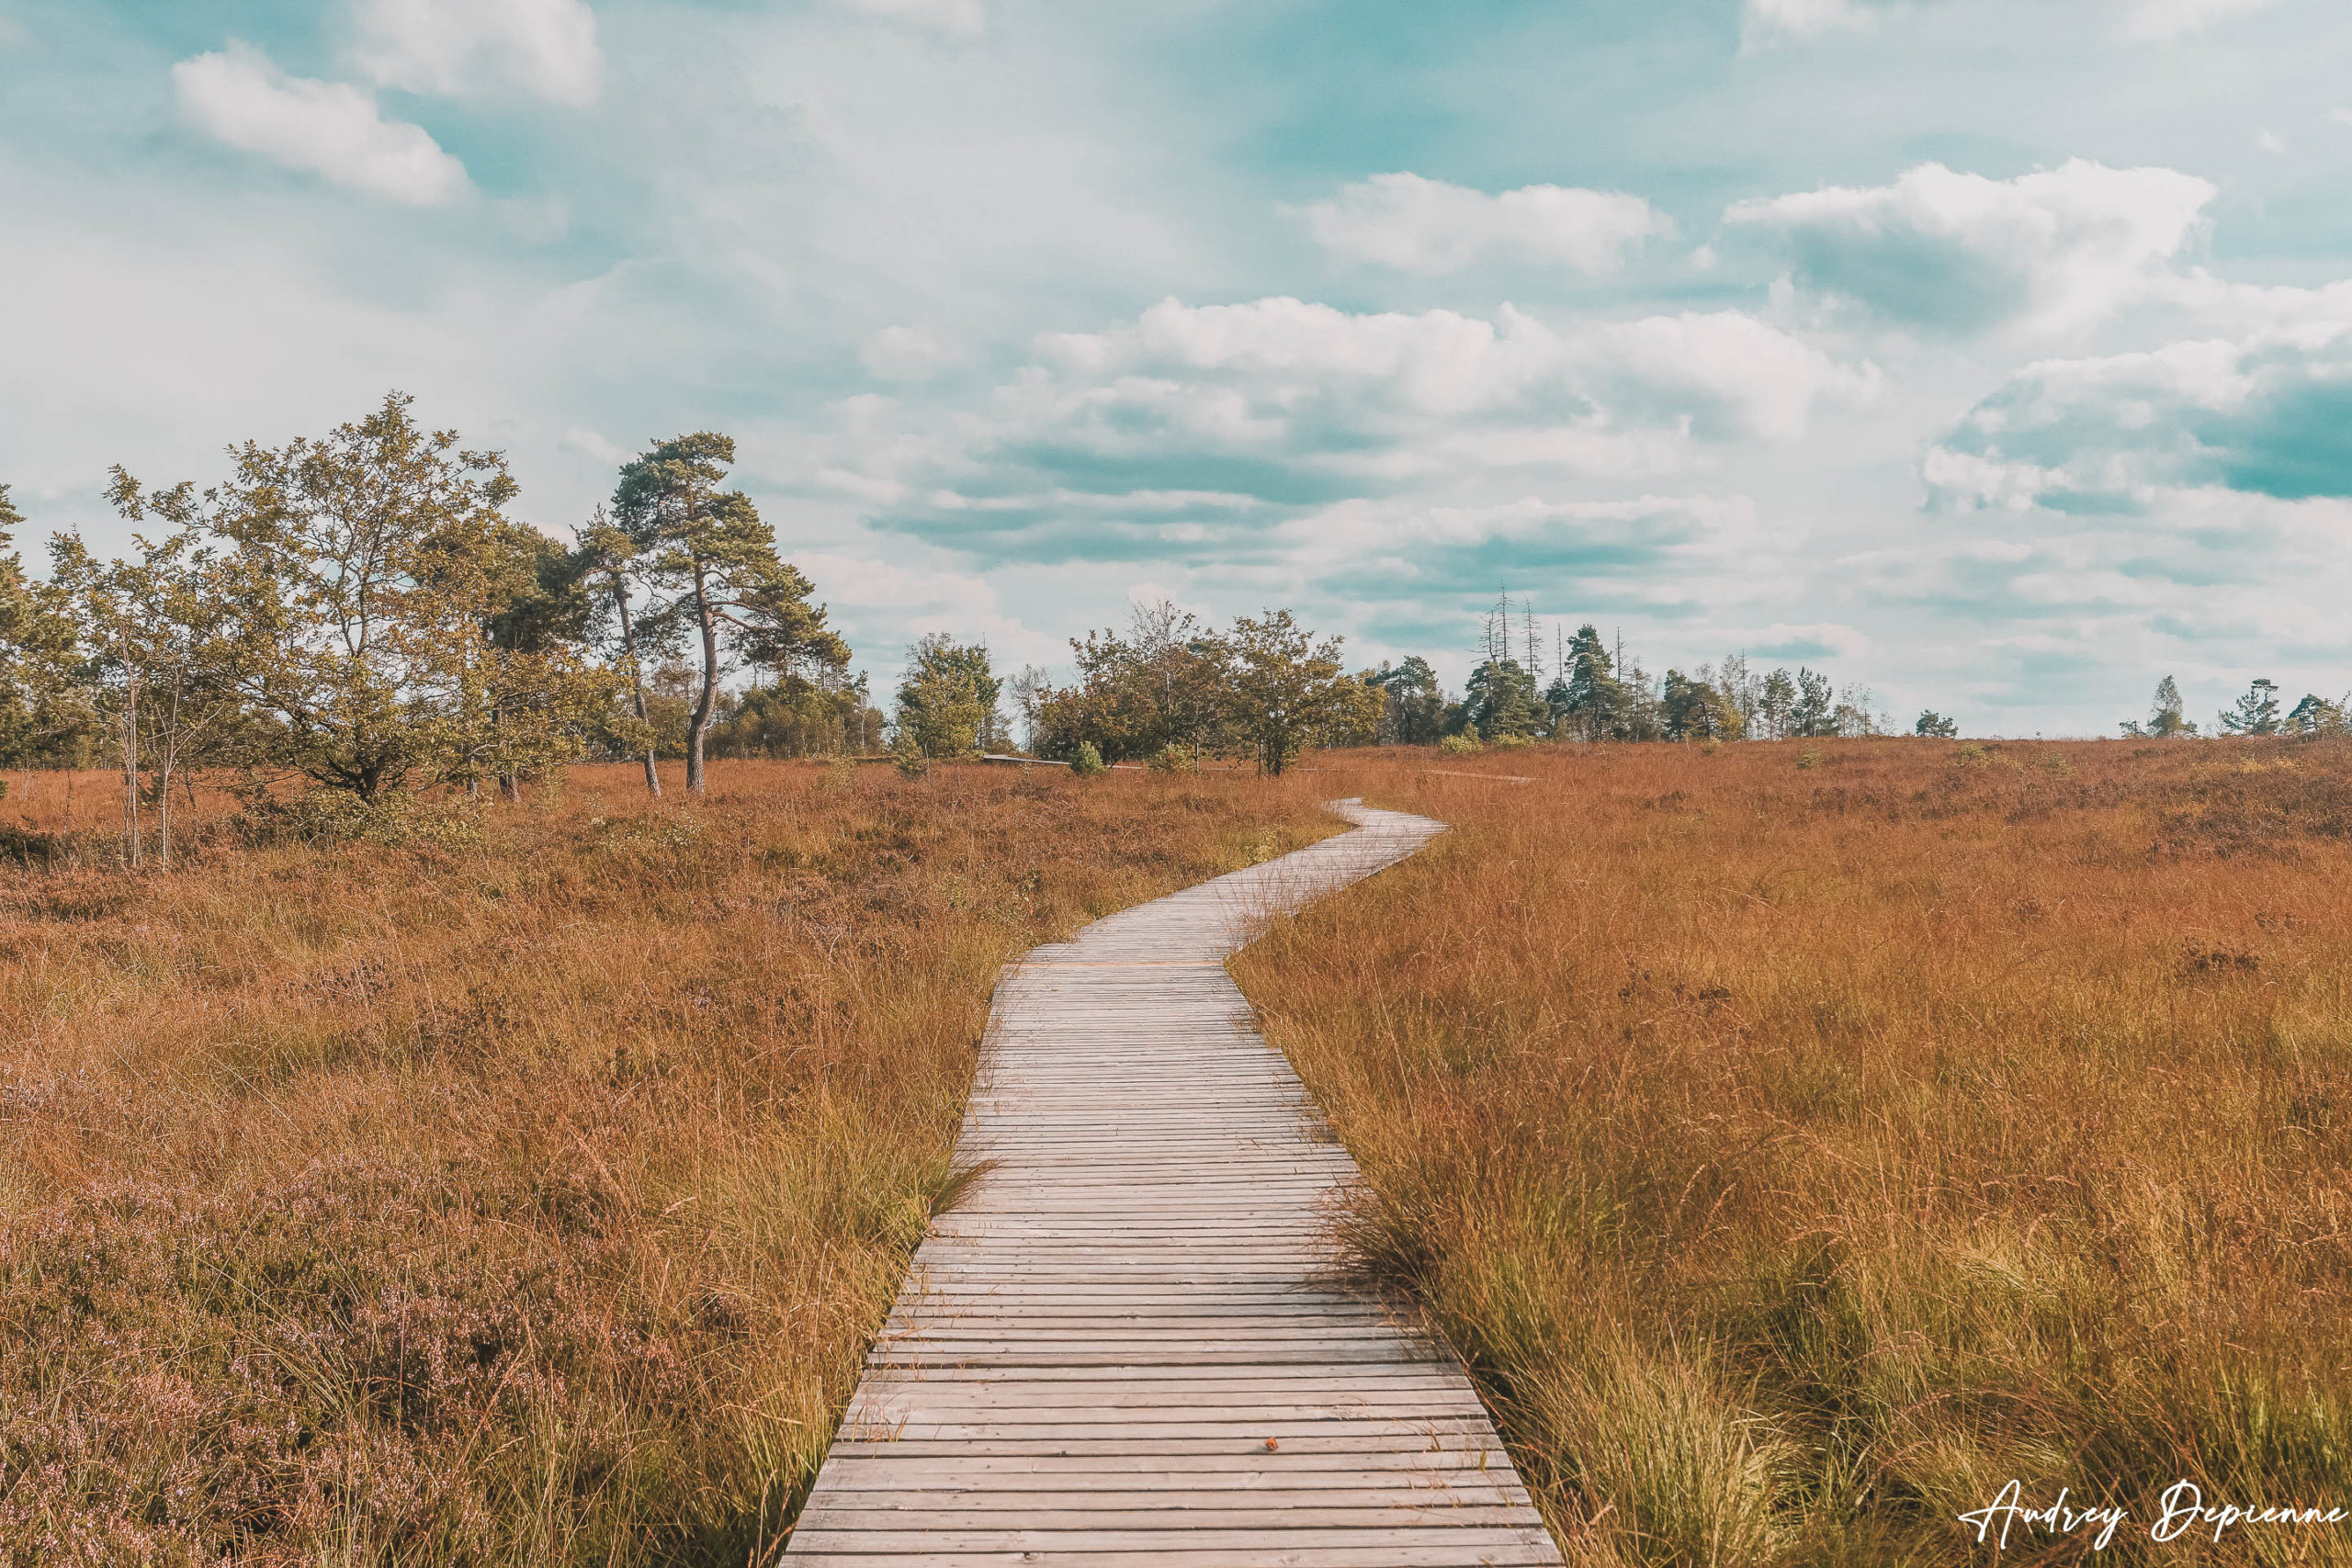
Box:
(786, 800, 1563, 1567)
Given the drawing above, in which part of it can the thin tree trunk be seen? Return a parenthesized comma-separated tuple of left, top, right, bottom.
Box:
(613, 585, 660, 797)
(686, 562, 718, 795)
(123, 676, 141, 869)
(158, 679, 180, 872)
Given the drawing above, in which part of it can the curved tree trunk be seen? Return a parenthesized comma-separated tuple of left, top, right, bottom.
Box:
(686, 562, 718, 794)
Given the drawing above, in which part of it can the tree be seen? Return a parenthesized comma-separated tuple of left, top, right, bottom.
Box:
(1555, 625, 1625, 742)
(2286, 694, 2347, 737)
(58, 483, 248, 867)
(895, 635, 1001, 759)
(0, 484, 94, 769)
(199, 393, 550, 801)
(2220, 678, 2282, 736)
(1758, 668, 1796, 740)
(1368, 657, 1443, 746)
(574, 507, 662, 795)
(1915, 709, 1960, 738)
(613, 433, 848, 793)
(1463, 657, 1542, 741)
(1221, 609, 1365, 775)
(1008, 663, 1050, 754)
(1662, 670, 1740, 740)
(1791, 667, 1838, 738)
(2122, 675, 2197, 739)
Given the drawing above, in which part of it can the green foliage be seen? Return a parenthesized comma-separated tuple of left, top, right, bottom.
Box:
(1914, 709, 1960, 738)
(2122, 674, 2199, 738)
(2221, 677, 2283, 736)
(1438, 732, 1483, 756)
(1366, 656, 1444, 745)
(1463, 657, 1542, 741)
(894, 634, 1001, 758)
(1663, 670, 1741, 741)
(1069, 740, 1106, 776)
(613, 433, 850, 791)
(1222, 608, 1372, 776)
(2287, 694, 2348, 737)
(0, 483, 97, 768)
(1035, 600, 1226, 764)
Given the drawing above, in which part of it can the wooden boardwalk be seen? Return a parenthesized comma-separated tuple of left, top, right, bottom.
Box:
(786, 801, 1563, 1567)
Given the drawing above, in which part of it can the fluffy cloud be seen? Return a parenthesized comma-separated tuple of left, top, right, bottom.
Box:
(1306, 173, 1673, 276)
(173, 42, 470, 207)
(1728, 160, 2215, 333)
(1927, 315, 2352, 510)
(350, 0, 603, 107)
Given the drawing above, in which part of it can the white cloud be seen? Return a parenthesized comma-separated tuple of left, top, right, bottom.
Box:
(173, 42, 470, 207)
(351, 0, 603, 107)
(2122, 0, 2271, 39)
(862, 325, 954, 383)
(835, 0, 987, 39)
(1728, 160, 2216, 333)
(1306, 172, 1672, 276)
(2258, 128, 2287, 153)
(1744, 0, 1883, 36)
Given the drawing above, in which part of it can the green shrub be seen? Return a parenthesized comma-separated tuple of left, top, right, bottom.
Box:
(1070, 742, 1106, 777)
(1438, 733, 1483, 756)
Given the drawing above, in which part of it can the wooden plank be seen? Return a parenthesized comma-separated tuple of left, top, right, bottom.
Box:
(784, 803, 1562, 1567)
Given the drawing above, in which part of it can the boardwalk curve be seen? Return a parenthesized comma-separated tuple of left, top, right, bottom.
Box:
(786, 800, 1562, 1567)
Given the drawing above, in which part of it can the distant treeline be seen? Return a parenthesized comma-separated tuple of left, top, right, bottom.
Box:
(26, 395, 2333, 870)
(2120, 674, 2346, 739)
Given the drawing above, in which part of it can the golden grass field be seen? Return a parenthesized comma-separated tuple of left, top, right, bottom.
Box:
(1241, 737, 2352, 1567)
(9, 739, 2352, 1566)
(0, 761, 1338, 1565)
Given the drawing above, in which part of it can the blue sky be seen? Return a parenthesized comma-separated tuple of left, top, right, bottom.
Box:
(5, 0, 2350, 733)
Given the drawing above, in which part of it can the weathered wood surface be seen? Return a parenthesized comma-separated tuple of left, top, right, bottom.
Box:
(786, 800, 1561, 1566)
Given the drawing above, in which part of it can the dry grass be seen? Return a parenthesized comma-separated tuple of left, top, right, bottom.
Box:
(1237, 738, 2352, 1567)
(0, 760, 1337, 1566)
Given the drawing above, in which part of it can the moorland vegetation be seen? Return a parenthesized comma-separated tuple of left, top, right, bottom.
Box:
(0, 760, 1340, 1562)
(1238, 736, 2352, 1567)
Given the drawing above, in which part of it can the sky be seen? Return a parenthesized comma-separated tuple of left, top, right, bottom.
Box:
(4, 0, 2349, 735)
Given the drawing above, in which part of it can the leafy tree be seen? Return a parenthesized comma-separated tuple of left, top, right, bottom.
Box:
(613, 433, 848, 793)
(2220, 678, 2283, 736)
(1915, 709, 1960, 738)
(197, 393, 554, 801)
(2122, 675, 2197, 738)
(895, 635, 1001, 758)
(0, 484, 94, 768)
(1662, 670, 1740, 740)
(1221, 609, 1367, 775)
(59, 482, 250, 866)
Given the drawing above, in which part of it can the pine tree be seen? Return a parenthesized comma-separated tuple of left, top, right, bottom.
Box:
(2220, 678, 2283, 736)
(613, 434, 848, 793)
